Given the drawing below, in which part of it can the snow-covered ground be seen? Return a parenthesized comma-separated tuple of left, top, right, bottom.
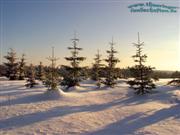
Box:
(0, 78, 180, 135)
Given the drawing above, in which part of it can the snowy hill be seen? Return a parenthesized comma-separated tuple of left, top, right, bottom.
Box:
(0, 79, 180, 135)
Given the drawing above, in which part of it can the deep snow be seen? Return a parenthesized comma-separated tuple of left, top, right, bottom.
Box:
(0, 78, 180, 135)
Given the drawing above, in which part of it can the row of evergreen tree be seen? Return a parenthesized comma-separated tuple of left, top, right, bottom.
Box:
(2, 50, 46, 81)
(2, 33, 179, 94)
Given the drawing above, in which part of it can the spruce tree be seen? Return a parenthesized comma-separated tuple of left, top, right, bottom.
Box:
(4, 48, 19, 80)
(36, 62, 45, 81)
(25, 64, 37, 88)
(91, 50, 104, 87)
(103, 38, 120, 87)
(127, 33, 156, 95)
(44, 68, 59, 90)
(61, 33, 86, 89)
(18, 54, 26, 80)
(44, 47, 59, 90)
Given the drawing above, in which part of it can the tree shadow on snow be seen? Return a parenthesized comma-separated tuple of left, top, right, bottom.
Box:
(0, 85, 25, 92)
(84, 104, 180, 135)
(1, 100, 180, 132)
(0, 102, 115, 130)
(0, 96, 180, 131)
(0, 88, 43, 97)
(0, 92, 53, 106)
(0, 97, 145, 130)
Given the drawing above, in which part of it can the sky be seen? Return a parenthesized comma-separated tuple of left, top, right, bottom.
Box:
(0, 0, 180, 70)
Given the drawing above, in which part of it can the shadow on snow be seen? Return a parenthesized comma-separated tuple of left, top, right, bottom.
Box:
(0, 96, 180, 132)
(84, 104, 180, 135)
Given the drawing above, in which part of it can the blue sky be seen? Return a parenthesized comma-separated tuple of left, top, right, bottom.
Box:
(0, 0, 179, 70)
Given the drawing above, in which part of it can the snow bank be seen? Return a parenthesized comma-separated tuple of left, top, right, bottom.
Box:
(44, 89, 66, 99)
(68, 86, 86, 91)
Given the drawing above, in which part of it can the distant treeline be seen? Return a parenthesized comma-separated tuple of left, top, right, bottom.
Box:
(0, 64, 178, 79)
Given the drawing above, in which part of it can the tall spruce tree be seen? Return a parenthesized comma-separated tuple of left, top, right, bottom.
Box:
(91, 50, 104, 87)
(61, 32, 86, 89)
(103, 38, 120, 87)
(25, 64, 37, 88)
(36, 62, 45, 81)
(44, 47, 59, 90)
(127, 33, 156, 95)
(18, 54, 26, 80)
(4, 48, 19, 80)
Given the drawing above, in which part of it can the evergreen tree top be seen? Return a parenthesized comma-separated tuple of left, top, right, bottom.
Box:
(133, 32, 144, 46)
(105, 39, 120, 63)
(68, 31, 83, 50)
(71, 31, 79, 42)
(92, 50, 104, 67)
(67, 32, 84, 60)
(47, 47, 59, 68)
(4, 48, 19, 69)
(4, 48, 18, 61)
(132, 33, 147, 65)
(19, 54, 26, 67)
(66, 32, 86, 65)
(94, 50, 102, 62)
(107, 38, 118, 54)
(104, 38, 120, 68)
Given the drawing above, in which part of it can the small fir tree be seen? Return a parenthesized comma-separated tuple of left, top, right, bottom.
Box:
(103, 38, 120, 87)
(4, 48, 19, 80)
(61, 32, 86, 89)
(44, 47, 59, 90)
(91, 50, 104, 87)
(127, 33, 156, 95)
(36, 62, 45, 81)
(18, 54, 26, 80)
(25, 64, 37, 88)
(44, 67, 59, 90)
